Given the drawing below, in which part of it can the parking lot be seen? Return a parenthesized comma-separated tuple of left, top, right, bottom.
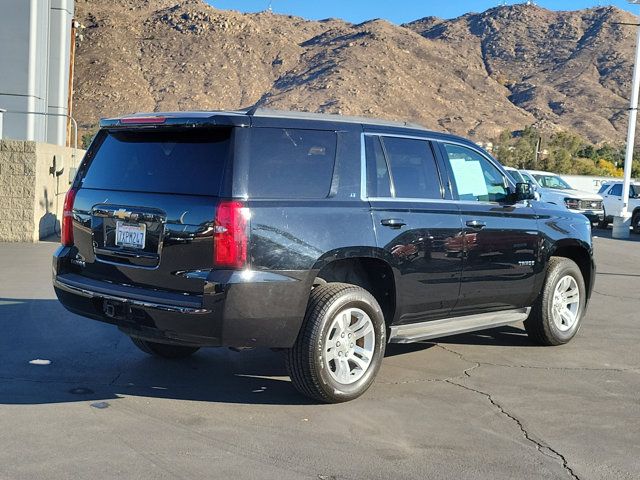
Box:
(0, 233, 638, 480)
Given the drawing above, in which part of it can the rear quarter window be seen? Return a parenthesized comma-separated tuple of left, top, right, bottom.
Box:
(245, 128, 337, 199)
(80, 128, 231, 196)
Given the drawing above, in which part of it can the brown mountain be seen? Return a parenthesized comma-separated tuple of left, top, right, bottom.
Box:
(73, 0, 639, 144)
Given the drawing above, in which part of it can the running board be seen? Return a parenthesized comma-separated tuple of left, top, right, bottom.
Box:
(389, 308, 531, 344)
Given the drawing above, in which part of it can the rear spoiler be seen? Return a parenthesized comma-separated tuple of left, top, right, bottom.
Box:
(100, 112, 251, 129)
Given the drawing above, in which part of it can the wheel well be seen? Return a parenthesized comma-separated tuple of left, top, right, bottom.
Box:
(551, 246, 592, 293)
(314, 258, 396, 325)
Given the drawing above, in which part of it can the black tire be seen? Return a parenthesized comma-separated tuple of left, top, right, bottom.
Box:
(597, 211, 608, 230)
(525, 257, 586, 346)
(632, 211, 640, 234)
(130, 337, 200, 359)
(286, 282, 386, 403)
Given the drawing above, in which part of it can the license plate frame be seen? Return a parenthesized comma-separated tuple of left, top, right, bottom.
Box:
(115, 221, 146, 249)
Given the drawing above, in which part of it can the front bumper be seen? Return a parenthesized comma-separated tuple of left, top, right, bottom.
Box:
(571, 209, 604, 223)
(53, 247, 309, 348)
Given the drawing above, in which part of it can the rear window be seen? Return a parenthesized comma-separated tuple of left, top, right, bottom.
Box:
(80, 129, 231, 196)
(246, 128, 337, 199)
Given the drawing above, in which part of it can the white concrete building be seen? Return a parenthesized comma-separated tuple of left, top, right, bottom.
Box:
(0, 0, 74, 146)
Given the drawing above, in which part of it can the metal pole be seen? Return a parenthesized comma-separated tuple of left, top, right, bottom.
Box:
(0, 109, 5, 140)
(70, 116, 78, 167)
(613, 15, 640, 239)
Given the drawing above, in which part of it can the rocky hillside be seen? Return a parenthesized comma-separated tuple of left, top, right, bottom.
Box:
(73, 0, 639, 143)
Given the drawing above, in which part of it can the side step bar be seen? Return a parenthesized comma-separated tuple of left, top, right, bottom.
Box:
(389, 308, 531, 344)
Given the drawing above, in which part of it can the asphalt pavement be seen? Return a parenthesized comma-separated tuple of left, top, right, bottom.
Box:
(0, 232, 638, 480)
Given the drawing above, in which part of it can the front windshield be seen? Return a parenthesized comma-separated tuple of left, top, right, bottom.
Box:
(532, 174, 572, 190)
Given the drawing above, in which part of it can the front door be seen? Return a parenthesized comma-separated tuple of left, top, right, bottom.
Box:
(439, 143, 541, 315)
(364, 134, 463, 323)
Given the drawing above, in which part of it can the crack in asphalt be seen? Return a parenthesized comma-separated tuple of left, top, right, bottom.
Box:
(435, 344, 638, 373)
(444, 378, 581, 480)
(593, 289, 640, 301)
(380, 344, 583, 478)
(435, 344, 581, 480)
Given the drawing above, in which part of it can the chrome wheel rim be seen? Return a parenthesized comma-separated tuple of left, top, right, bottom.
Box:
(551, 275, 580, 332)
(324, 307, 375, 385)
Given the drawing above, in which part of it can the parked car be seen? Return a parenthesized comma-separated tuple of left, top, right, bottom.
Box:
(504, 167, 540, 200)
(504, 166, 527, 184)
(53, 109, 595, 403)
(520, 169, 604, 224)
(597, 180, 640, 232)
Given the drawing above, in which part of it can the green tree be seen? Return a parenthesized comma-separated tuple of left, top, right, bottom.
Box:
(81, 128, 98, 149)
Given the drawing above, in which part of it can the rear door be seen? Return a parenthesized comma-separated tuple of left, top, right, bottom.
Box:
(365, 133, 463, 323)
(71, 127, 233, 295)
(438, 142, 540, 315)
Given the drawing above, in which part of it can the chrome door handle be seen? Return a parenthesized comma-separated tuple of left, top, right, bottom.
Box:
(381, 218, 406, 229)
(466, 220, 486, 230)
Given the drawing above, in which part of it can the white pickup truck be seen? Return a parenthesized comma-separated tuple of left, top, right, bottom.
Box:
(598, 181, 640, 233)
(520, 170, 605, 225)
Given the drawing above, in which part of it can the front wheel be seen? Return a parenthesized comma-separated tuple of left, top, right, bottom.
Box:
(286, 283, 386, 403)
(130, 337, 200, 359)
(597, 215, 608, 229)
(525, 257, 586, 346)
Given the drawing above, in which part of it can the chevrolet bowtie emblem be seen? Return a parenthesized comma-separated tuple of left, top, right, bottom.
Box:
(113, 209, 130, 220)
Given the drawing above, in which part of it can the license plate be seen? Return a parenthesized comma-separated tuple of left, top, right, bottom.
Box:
(115, 221, 146, 249)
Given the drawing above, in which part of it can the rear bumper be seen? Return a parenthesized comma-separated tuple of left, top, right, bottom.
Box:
(53, 247, 310, 348)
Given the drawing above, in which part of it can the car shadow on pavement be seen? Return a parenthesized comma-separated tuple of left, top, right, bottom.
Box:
(0, 297, 314, 406)
(1, 297, 539, 407)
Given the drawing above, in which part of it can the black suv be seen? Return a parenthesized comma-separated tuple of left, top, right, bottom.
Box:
(53, 109, 595, 403)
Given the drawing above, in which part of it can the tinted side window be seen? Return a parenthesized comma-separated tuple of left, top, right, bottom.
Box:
(597, 184, 610, 194)
(246, 128, 337, 199)
(81, 129, 230, 196)
(444, 144, 508, 203)
(610, 184, 622, 196)
(365, 136, 392, 198)
(381, 137, 442, 199)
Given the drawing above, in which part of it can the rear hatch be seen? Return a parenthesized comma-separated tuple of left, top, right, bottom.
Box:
(70, 127, 233, 295)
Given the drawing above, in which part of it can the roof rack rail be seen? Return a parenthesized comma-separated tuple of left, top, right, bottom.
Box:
(244, 107, 426, 130)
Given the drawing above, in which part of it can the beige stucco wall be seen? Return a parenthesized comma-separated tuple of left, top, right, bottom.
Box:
(0, 139, 85, 242)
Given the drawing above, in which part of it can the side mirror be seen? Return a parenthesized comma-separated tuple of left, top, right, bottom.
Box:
(515, 182, 536, 201)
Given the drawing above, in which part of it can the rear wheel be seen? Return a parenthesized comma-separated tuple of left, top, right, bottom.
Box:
(632, 211, 640, 234)
(130, 337, 200, 359)
(286, 283, 386, 403)
(525, 257, 585, 346)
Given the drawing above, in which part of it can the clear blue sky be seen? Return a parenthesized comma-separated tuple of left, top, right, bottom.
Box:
(206, 1, 640, 24)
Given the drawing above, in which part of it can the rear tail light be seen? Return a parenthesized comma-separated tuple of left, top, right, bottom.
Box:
(61, 187, 77, 246)
(213, 201, 249, 268)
